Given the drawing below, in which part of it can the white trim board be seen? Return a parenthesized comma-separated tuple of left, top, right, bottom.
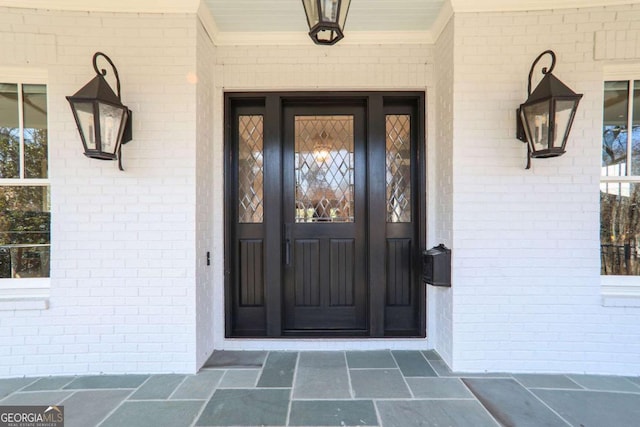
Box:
(1, 0, 633, 14)
(218, 338, 432, 352)
(0, 0, 200, 13)
(451, 0, 638, 13)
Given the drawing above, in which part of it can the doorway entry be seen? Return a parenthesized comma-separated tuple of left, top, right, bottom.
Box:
(225, 92, 425, 338)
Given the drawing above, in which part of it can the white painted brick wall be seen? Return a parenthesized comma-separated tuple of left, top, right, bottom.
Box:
(216, 44, 432, 91)
(431, 17, 455, 367)
(0, 7, 199, 377)
(451, 4, 640, 375)
(195, 20, 216, 369)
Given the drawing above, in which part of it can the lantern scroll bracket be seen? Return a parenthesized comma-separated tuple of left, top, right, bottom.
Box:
(527, 50, 556, 97)
(93, 52, 122, 101)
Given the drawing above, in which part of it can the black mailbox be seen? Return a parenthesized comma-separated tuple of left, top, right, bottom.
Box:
(422, 244, 451, 287)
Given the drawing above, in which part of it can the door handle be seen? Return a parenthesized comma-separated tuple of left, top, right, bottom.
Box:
(284, 223, 292, 266)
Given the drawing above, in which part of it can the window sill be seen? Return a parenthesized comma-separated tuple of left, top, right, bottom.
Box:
(601, 276, 640, 307)
(0, 278, 50, 310)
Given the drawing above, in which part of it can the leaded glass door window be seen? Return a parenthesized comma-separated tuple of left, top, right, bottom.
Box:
(294, 116, 354, 223)
(386, 114, 411, 223)
(238, 115, 264, 223)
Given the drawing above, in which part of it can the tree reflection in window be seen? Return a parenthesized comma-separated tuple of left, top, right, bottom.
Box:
(601, 80, 640, 275)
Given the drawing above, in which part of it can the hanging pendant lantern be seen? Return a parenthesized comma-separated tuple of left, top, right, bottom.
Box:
(302, 0, 351, 45)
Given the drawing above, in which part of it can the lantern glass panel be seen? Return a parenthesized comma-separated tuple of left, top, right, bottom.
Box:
(98, 103, 125, 156)
(554, 99, 577, 150)
(322, 0, 338, 23)
(73, 102, 97, 150)
(316, 29, 338, 43)
(338, 0, 350, 27)
(522, 101, 550, 152)
(303, 0, 319, 26)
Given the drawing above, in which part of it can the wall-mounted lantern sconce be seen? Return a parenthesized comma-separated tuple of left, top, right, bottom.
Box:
(302, 0, 351, 45)
(516, 50, 583, 169)
(67, 52, 132, 171)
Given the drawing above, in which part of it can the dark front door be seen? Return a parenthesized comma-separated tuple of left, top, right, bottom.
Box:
(282, 106, 367, 332)
(225, 92, 425, 338)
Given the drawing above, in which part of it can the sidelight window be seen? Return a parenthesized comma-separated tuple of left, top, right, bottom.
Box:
(238, 115, 264, 223)
(386, 114, 412, 223)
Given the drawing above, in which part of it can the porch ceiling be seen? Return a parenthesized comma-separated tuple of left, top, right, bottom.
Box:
(204, 0, 445, 33)
(0, 0, 634, 45)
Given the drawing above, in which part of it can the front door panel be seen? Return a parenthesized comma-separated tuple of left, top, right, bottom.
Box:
(225, 93, 425, 338)
(283, 107, 367, 332)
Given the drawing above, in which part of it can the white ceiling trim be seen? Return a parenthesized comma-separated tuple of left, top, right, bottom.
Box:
(4, 0, 632, 14)
(197, 1, 219, 45)
(0, 0, 200, 13)
(450, 0, 637, 12)
(430, 0, 454, 42)
(213, 31, 434, 47)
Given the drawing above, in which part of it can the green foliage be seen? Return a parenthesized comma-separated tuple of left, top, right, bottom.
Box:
(0, 127, 20, 179)
(0, 125, 50, 278)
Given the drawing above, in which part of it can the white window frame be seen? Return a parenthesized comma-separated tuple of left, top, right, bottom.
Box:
(0, 68, 50, 310)
(601, 65, 640, 307)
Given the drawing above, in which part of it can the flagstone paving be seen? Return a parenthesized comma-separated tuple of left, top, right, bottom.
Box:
(0, 350, 639, 426)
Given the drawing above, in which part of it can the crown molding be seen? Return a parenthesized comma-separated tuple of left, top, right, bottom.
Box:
(0, 0, 200, 13)
(450, 0, 637, 13)
(431, 0, 454, 42)
(197, 1, 219, 45)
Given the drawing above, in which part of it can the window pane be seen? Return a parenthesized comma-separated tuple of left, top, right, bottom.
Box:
(600, 182, 640, 275)
(23, 84, 48, 179)
(0, 186, 50, 278)
(603, 81, 629, 176)
(294, 116, 354, 223)
(631, 81, 640, 175)
(0, 83, 20, 179)
(238, 115, 264, 223)
(386, 114, 412, 223)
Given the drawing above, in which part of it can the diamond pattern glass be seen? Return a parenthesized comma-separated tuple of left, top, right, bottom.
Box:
(386, 115, 411, 223)
(238, 115, 264, 223)
(295, 116, 354, 223)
